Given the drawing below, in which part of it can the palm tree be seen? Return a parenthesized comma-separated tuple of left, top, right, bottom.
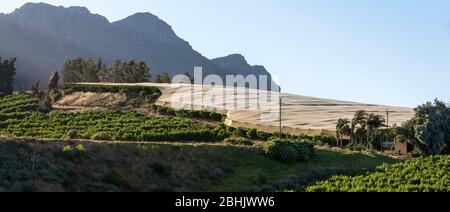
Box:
(366, 113, 385, 149)
(336, 118, 351, 147)
(351, 110, 368, 146)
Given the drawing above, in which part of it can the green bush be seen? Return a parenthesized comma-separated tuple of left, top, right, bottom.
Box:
(62, 145, 73, 159)
(119, 89, 129, 94)
(64, 129, 78, 139)
(152, 105, 225, 122)
(235, 128, 247, 137)
(75, 144, 86, 156)
(62, 145, 86, 159)
(256, 131, 271, 140)
(245, 128, 258, 139)
(263, 139, 315, 163)
(291, 141, 315, 161)
(312, 135, 337, 146)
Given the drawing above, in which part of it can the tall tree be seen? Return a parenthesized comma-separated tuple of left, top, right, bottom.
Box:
(154, 72, 171, 83)
(396, 99, 450, 155)
(336, 118, 351, 147)
(82, 57, 100, 82)
(47, 70, 59, 90)
(351, 110, 368, 146)
(61, 58, 103, 83)
(366, 113, 385, 148)
(0, 57, 17, 95)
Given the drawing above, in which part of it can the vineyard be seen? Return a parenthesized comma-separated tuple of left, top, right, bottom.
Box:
(0, 93, 226, 142)
(305, 155, 450, 192)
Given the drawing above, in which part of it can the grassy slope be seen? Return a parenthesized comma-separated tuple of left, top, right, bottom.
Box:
(0, 138, 397, 192)
(210, 148, 397, 192)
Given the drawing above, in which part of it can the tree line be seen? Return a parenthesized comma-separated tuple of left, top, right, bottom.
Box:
(61, 58, 174, 84)
(336, 110, 388, 149)
(0, 57, 16, 96)
(336, 100, 450, 156)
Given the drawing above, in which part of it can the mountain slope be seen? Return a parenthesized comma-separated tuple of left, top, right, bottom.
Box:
(212, 54, 276, 89)
(0, 3, 274, 89)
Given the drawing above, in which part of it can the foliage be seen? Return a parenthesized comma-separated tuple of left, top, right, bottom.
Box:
(63, 84, 161, 97)
(335, 110, 387, 150)
(396, 99, 450, 156)
(154, 73, 171, 83)
(62, 144, 86, 160)
(31, 81, 41, 97)
(47, 70, 60, 90)
(336, 118, 351, 147)
(152, 105, 225, 122)
(0, 94, 226, 142)
(312, 135, 337, 146)
(0, 57, 16, 95)
(306, 155, 450, 192)
(64, 129, 78, 139)
(61, 57, 102, 83)
(263, 139, 315, 163)
(0, 139, 395, 192)
(0, 93, 39, 115)
(61, 58, 150, 83)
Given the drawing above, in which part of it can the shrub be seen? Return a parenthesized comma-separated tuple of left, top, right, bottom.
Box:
(62, 144, 86, 159)
(119, 89, 129, 94)
(312, 135, 337, 146)
(235, 128, 247, 137)
(62, 145, 73, 159)
(139, 90, 148, 97)
(291, 140, 315, 161)
(63, 129, 78, 139)
(246, 128, 258, 139)
(263, 139, 315, 163)
(75, 144, 86, 156)
(50, 90, 63, 102)
(223, 137, 253, 146)
(256, 131, 271, 140)
(263, 139, 298, 163)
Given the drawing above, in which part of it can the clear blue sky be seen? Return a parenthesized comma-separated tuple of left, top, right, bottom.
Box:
(2, 0, 450, 107)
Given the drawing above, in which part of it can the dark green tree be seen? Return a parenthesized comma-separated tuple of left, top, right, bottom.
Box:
(366, 113, 385, 148)
(31, 80, 41, 97)
(0, 57, 17, 95)
(155, 72, 171, 83)
(396, 99, 450, 155)
(47, 70, 59, 90)
(351, 110, 368, 146)
(336, 118, 351, 147)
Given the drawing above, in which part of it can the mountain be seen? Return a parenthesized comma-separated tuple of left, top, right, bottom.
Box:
(0, 3, 275, 89)
(212, 54, 276, 89)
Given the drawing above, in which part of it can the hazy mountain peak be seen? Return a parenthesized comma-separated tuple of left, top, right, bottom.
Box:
(213, 54, 249, 67)
(10, 2, 109, 25)
(113, 12, 179, 43)
(0, 3, 275, 90)
(15, 2, 89, 13)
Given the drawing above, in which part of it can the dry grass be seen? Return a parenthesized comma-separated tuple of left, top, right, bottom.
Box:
(55, 92, 126, 108)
